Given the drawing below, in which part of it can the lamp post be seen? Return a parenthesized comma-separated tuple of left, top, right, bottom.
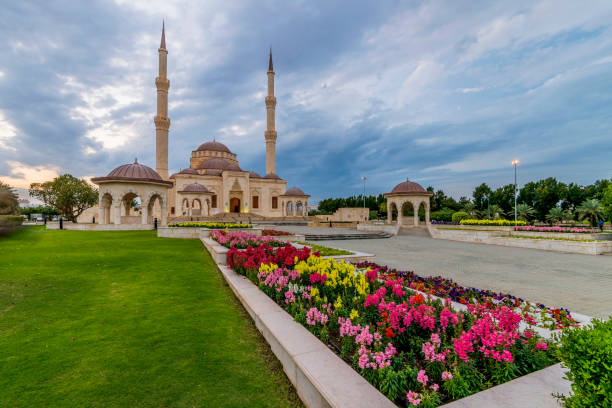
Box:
(512, 159, 520, 226)
(486, 194, 490, 220)
(361, 176, 367, 208)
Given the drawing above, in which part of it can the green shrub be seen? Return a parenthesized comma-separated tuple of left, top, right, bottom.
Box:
(0, 215, 23, 227)
(451, 211, 469, 223)
(431, 210, 454, 222)
(555, 318, 612, 408)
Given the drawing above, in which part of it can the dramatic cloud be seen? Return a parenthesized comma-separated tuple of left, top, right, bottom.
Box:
(1, 0, 611, 202)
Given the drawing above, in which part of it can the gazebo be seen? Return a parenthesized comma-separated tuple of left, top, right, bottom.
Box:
(384, 179, 433, 227)
(177, 183, 213, 216)
(280, 187, 310, 216)
(91, 160, 173, 226)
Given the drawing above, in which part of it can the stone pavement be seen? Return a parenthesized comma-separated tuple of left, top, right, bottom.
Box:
(270, 225, 612, 318)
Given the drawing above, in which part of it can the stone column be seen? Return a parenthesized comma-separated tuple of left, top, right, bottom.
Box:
(425, 201, 430, 224)
(141, 203, 148, 224)
(113, 202, 121, 225)
(413, 200, 419, 226)
(161, 203, 168, 226)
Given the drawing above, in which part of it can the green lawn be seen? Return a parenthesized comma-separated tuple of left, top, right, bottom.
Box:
(0, 227, 302, 407)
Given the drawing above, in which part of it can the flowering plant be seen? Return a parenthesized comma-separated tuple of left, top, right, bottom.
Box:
(514, 226, 595, 233)
(261, 229, 294, 236)
(168, 221, 249, 228)
(460, 219, 527, 226)
(211, 230, 287, 249)
(229, 249, 560, 407)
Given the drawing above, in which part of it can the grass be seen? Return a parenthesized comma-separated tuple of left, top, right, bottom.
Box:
(295, 241, 353, 256)
(0, 226, 302, 407)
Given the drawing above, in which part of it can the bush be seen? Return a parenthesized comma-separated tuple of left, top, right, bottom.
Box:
(556, 318, 612, 408)
(431, 210, 454, 222)
(451, 211, 470, 223)
(460, 219, 527, 226)
(0, 215, 23, 227)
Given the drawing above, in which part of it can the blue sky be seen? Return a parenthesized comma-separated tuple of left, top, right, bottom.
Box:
(1, 0, 611, 203)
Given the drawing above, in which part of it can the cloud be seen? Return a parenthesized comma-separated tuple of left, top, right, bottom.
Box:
(0, 161, 61, 189)
(1, 0, 612, 201)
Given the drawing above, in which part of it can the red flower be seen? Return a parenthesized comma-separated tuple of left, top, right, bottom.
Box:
(385, 327, 395, 338)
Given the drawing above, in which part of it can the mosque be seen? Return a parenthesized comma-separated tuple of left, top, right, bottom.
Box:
(89, 25, 310, 226)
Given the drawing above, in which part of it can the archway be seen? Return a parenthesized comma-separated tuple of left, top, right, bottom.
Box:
(100, 193, 113, 224)
(230, 197, 241, 213)
(296, 201, 303, 216)
(146, 193, 165, 225)
(390, 202, 398, 221)
(120, 191, 142, 225)
(192, 198, 202, 216)
(181, 198, 190, 215)
(418, 202, 426, 223)
(401, 201, 415, 225)
(286, 201, 293, 216)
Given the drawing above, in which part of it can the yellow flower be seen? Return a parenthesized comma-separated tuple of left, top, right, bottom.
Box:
(334, 296, 343, 310)
(350, 309, 359, 320)
(310, 287, 319, 299)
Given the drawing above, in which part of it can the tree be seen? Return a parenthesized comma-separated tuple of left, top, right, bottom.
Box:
(488, 204, 505, 220)
(516, 204, 536, 222)
(472, 183, 492, 212)
(545, 207, 564, 225)
(562, 209, 575, 222)
(461, 202, 479, 219)
(562, 183, 586, 211)
(0, 181, 19, 215)
(602, 184, 612, 223)
(577, 199, 604, 227)
(18, 205, 60, 219)
(30, 174, 98, 222)
(489, 184, 515, 216)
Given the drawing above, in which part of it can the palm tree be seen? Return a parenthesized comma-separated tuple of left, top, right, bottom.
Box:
(462, 202, 479, 219)
(545, 207, 564, 225)
(561, 209, 575, 223)
(488, 204, 505, 220)
(577, 199, 603, 227)
(515, 203, 535, 222)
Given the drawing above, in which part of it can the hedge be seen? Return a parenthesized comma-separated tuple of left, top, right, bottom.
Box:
(556, 318, 612, 408)
(430, 209, 454, 222)
(451, 211, 469, 223)
(0, 215, 23, 227)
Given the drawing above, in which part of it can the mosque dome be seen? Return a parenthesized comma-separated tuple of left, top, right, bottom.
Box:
(386, 179, 431, 195)
(197, 158, 242, 172)
(282, 187, 308, 196)
(92, 159, 172, 185)
(196, 141, 232, 153)
(249, 171, 262, 178)
(179, 183, 210, 193)
(170, 168, 198, 178)
(263, 173, 281, 179)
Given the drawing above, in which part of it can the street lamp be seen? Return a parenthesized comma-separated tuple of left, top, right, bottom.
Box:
(361, 176, 367, 208)
(512, 159, 520, 226)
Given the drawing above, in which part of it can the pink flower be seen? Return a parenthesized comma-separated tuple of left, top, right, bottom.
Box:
(417, 369, 428, 385)
(442, 371, 453, 380)
(536, 342, 548, 351)
(406, 390, 421, 406)
(430, 383, 439, 392)
(284, 290, 295, 304)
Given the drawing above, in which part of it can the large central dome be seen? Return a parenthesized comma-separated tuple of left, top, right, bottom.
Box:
(197, 158, 241, 171)
(196, 141, 232, 153)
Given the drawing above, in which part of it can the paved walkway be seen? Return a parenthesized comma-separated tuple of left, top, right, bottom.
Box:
(270, 225, 612, 318)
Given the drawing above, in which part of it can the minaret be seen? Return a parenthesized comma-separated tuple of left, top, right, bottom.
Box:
(154, 22, 170, 179)
(264, 49, 277, 176)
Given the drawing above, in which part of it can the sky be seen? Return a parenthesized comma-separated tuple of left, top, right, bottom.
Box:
(1, 0, 611, 203)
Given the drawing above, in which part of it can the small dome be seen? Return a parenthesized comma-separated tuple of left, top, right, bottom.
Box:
(204, 169, 223, 176)
(196, 141, 232, 153)
(170, 168, 198, 178)
(283, 187, 308, 196)
(263, 173, 281, 179)
(387, 178, 428, 194)
(107, 160, 162, 181)
(197, 158, 241, 172)
(249, 171, 262, 178)
(180, 183, 210, 193)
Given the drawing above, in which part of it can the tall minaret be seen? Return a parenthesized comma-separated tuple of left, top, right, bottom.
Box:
(154, 22, 170, 179)
(264, 49, 277, 176)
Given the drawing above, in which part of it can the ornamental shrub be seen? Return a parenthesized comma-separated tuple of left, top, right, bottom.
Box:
(431, 210, 454, 222)
(555, 318, 612, 408)
(0, 215, 23, 227)
(451, 211, 469, 223)
(459, 219, 527, 226)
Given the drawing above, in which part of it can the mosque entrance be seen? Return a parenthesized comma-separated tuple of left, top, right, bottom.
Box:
(230, 197, 241, 213)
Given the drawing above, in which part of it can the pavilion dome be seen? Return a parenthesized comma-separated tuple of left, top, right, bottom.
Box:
(92, 159, 173, 185)
(196, 140, 232, 153)
(283, 187, 308, 196)
(387, 179, 430, 195)
(197, 158, 241, 171)
(180, 183, 210, 193)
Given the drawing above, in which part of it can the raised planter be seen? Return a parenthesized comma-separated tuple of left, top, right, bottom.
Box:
(511, 230, 612, 241)
(46, 222, 152, 231)
(357, 223, 400, 235)
(157, 226, 263, 239)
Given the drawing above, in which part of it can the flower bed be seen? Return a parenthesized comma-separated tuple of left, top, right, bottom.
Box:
(356, 261, 576, 330)
(210, 230, 287, 249)
(514, 226, 596, 233)
(228, 251, 559, 407)
(261, 229, 294, 236)
(460, 219, 527, 226)
(168, 222, 250, 229)
(295, 241, 353, 256)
